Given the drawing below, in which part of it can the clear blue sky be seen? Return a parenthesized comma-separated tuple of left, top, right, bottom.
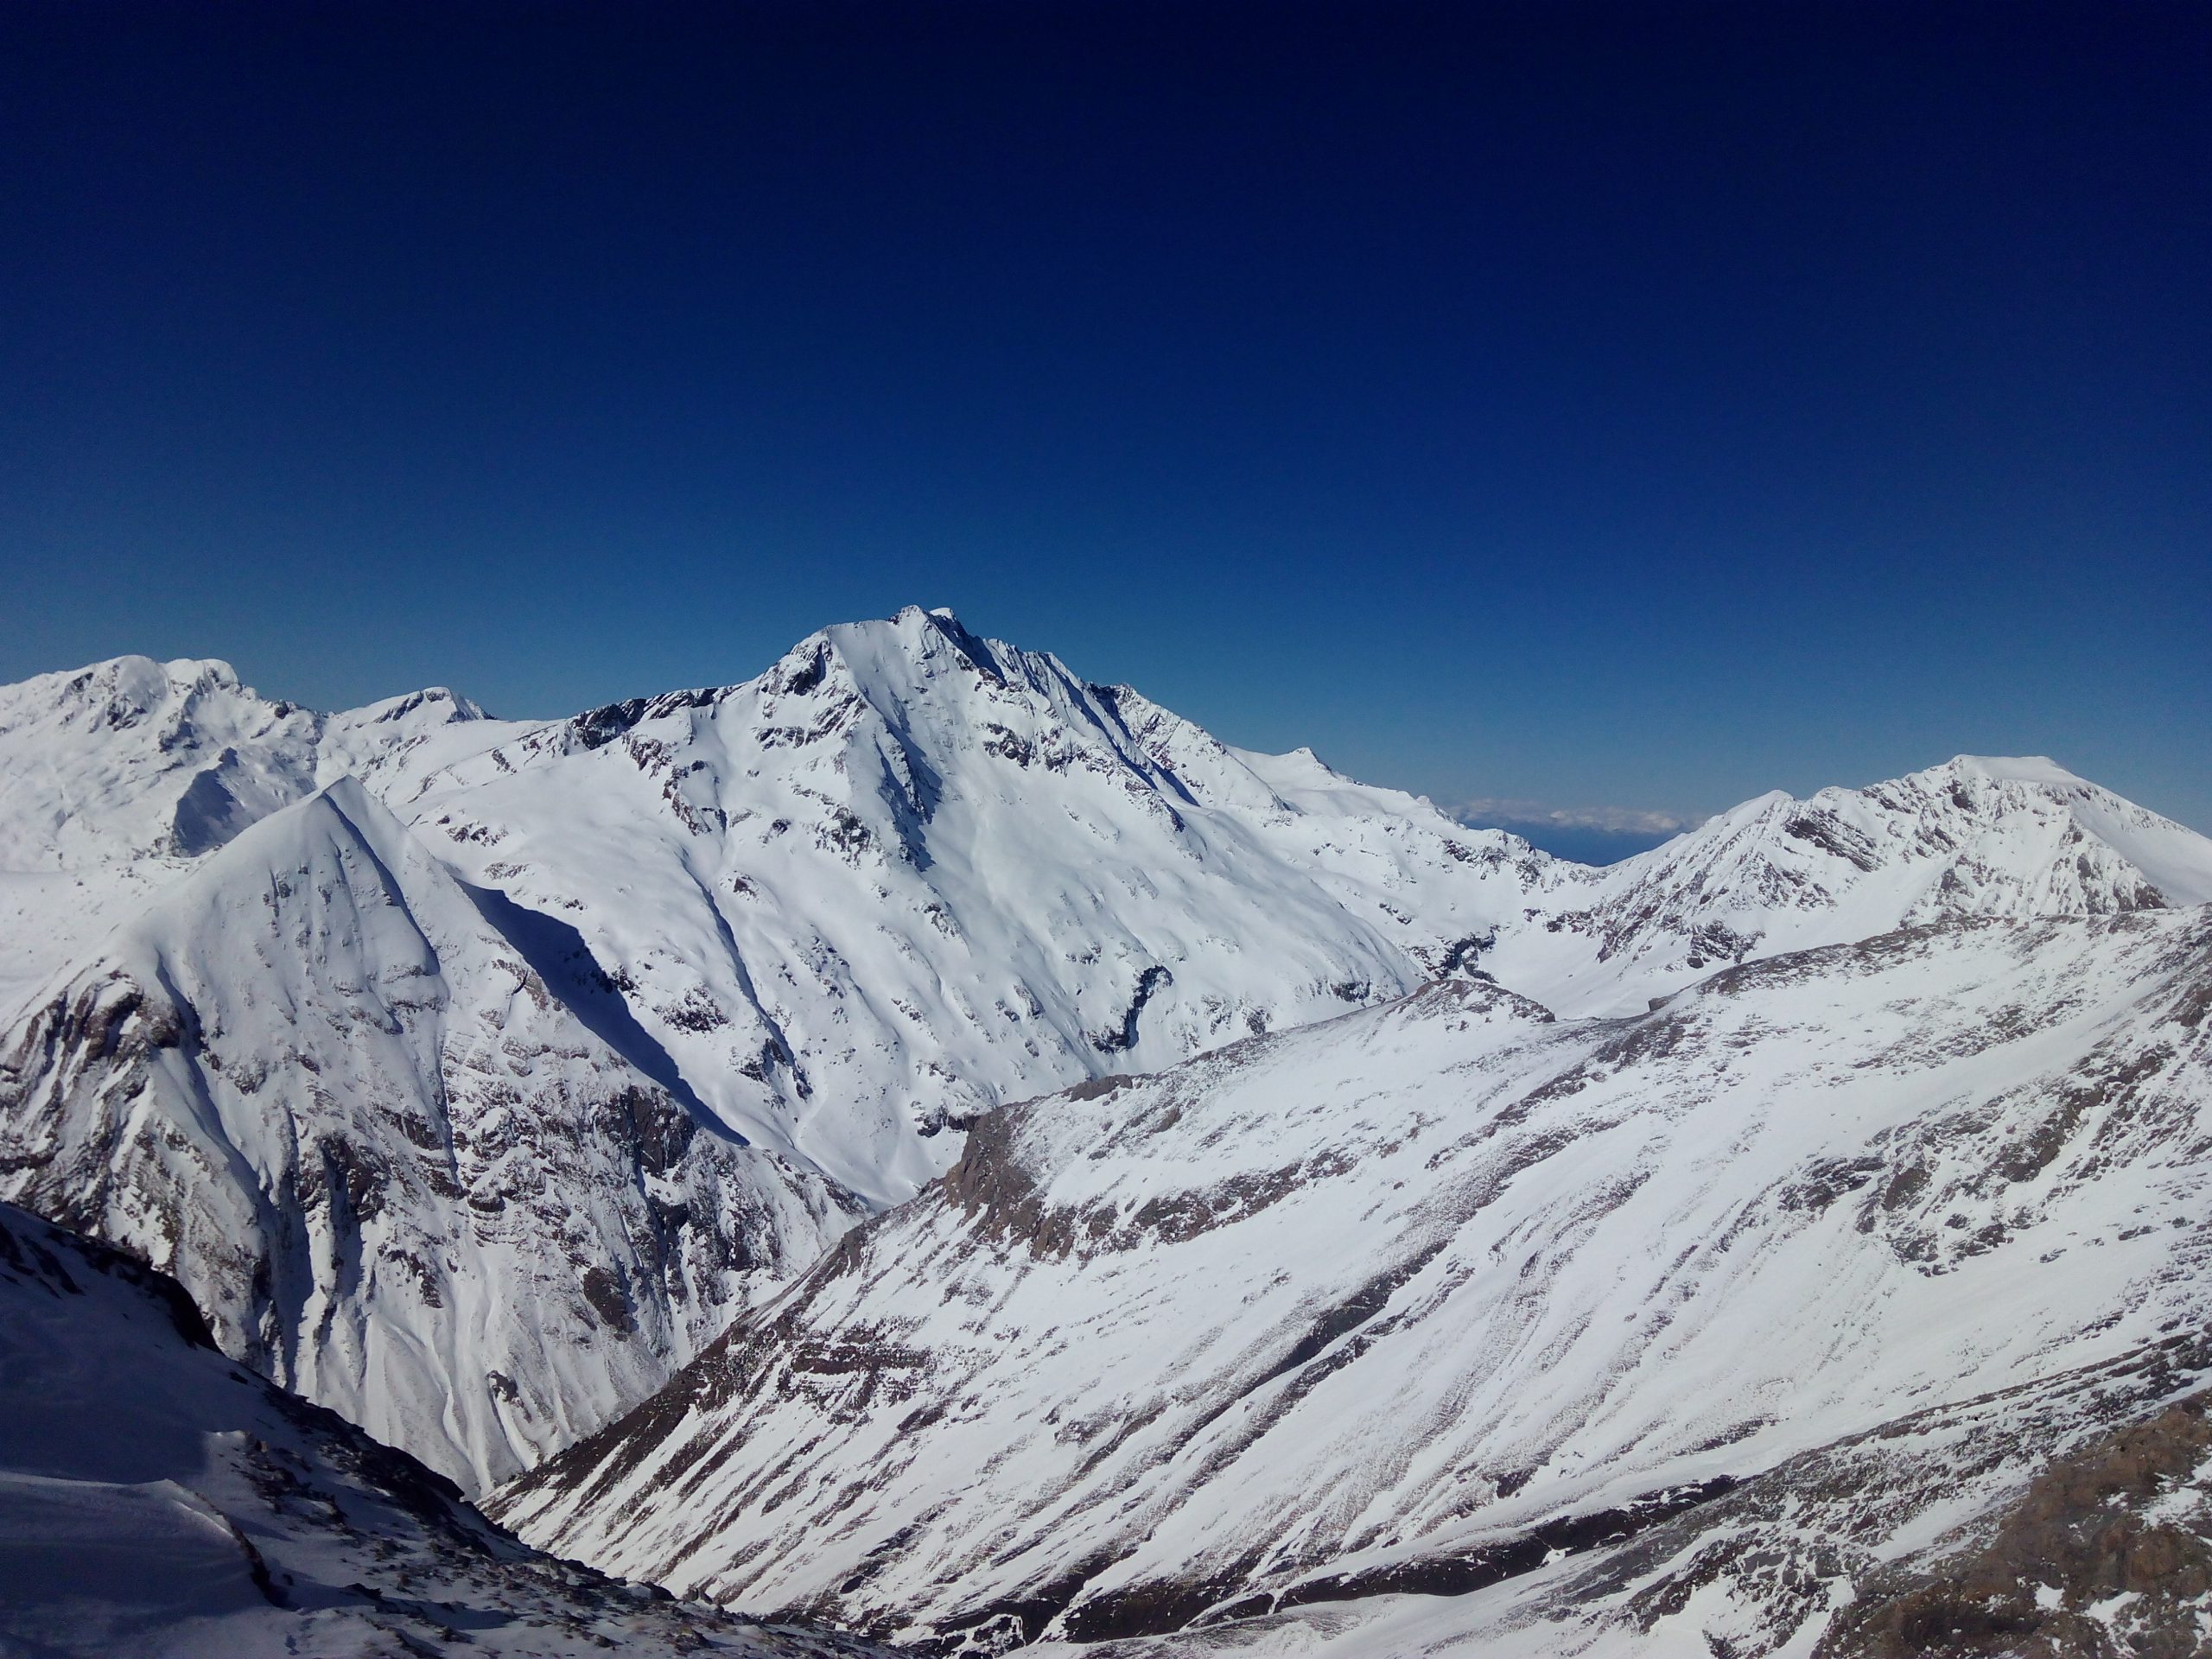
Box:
(4, 1, 2206, 853)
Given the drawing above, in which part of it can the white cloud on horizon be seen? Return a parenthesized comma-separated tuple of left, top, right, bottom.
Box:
(1447, 797, 1702, 837)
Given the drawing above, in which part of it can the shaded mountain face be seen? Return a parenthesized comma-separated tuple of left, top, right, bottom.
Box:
(3, 608, 2209, 1508)
(0, 779, 861, 1492)
(0, 1200, 899, 1659)
(491, 911, 2212, 1654)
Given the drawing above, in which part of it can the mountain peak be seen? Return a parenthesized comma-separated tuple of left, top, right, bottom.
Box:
(862, 602, 974, 648)
(7, 652, 248, 716)
(1936, 753, 2090, 788)
(343, 684, 491, 725)
(165, 655, 241, 690)
(815, 605, 1018, 696)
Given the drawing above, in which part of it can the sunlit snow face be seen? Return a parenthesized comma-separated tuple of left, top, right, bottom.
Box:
(492, 903, 2212, 1648)
(4, 615, 2209, 1540)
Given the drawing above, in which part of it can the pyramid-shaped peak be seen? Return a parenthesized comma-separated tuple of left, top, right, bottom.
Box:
(890, 604, 986, 649)
(341, 684, 491, 725)
(818, 606, 1017, 687)
(826, 604, 972, 646)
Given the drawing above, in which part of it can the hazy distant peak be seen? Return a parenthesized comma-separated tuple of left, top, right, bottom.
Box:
(342, 684, 491, 725)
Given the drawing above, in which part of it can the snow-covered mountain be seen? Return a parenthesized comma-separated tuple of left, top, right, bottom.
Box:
(365, 607, 1532, 1205)
(0, 777, 859, 1491)
(0, 1199, 899, 1659)
(0, 616, 1552, 1210)
(1484, 753, 2212, 1016)
(0, 653, 519, 1017)
(4, 609, 2209, 1513)
(0, 614, 1554, 1491)
(493, 908, 2212, 1655)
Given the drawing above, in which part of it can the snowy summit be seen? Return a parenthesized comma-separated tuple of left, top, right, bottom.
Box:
(2, 609, 2209, 1657)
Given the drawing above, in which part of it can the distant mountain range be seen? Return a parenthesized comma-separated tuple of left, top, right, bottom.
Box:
(3, 608, 2207, 1656)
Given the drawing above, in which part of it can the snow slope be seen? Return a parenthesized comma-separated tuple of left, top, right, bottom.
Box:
(493, 907, 2212, 1652)
(0, 1199, 899, 1659)
(0, 779, 859, 1491)
(1020, 1329, 2212, 1657)
(372, 607, 1544, 1205)
(6, 613, 2210, 1508)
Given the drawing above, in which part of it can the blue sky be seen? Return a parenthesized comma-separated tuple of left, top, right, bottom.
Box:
(3, 1, 2206, 853)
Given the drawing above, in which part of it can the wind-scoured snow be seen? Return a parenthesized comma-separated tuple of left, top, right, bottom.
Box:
(493, 909, 2212, 1653)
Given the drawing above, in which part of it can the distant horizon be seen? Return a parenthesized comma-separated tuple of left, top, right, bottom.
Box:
(6, 3, 2205, 837)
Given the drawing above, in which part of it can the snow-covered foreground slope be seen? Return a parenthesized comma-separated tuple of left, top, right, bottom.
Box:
(0, 779, 860, 1491)
(0, 1200, 900, 1659)
(493, 908, 2212, 1653)
(1025, 1332, 2212, 1657)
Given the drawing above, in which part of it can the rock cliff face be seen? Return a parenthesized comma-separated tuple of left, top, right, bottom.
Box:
(0, 1199, 899, 1659)
(492, 909, 2212, 1655)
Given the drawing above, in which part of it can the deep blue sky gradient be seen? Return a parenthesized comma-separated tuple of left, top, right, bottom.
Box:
(3, 1, 2206, 847)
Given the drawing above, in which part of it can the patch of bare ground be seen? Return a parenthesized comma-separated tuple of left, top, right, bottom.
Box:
(1816, 1389, 2211, 1658)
